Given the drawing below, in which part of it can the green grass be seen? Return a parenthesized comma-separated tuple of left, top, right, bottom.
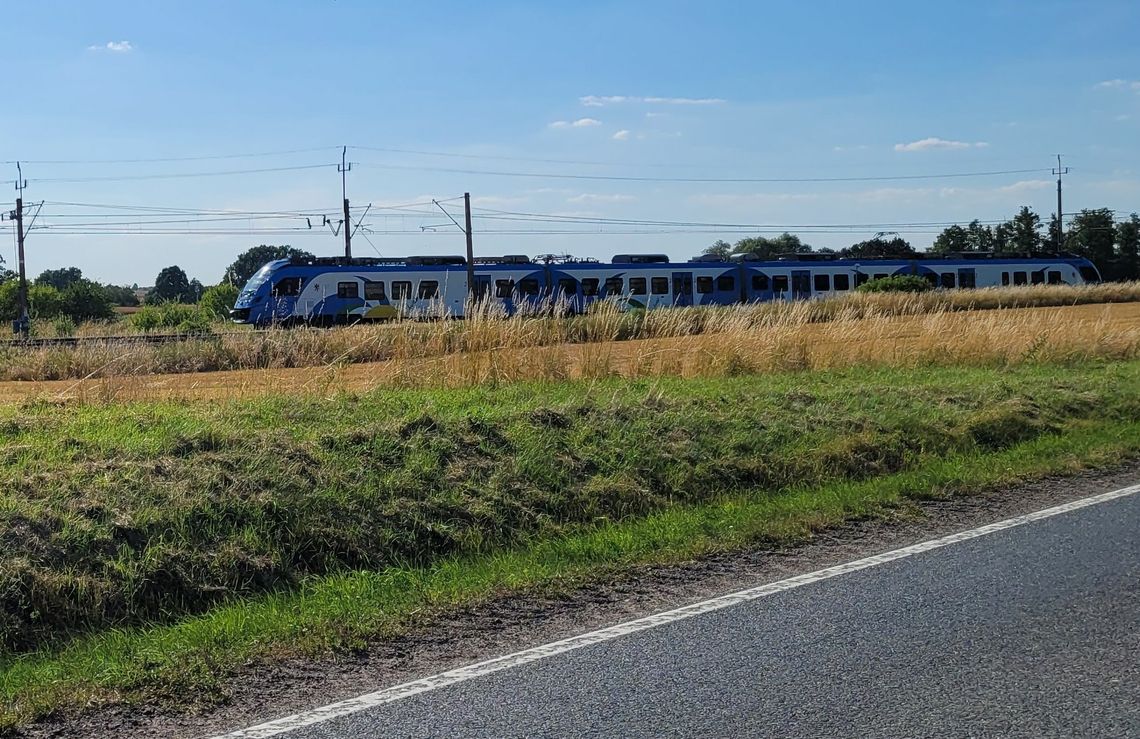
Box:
(2, 361, 1140, 727)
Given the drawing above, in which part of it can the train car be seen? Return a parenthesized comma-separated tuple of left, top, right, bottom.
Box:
(230, 251, 1102, 326)
(735, 252, 1101, 302)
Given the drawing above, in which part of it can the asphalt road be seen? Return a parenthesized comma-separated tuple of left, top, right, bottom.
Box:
(249, 490, 1140, 738)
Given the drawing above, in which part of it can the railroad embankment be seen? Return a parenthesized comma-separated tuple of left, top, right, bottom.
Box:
(3, 359, 1140, 729)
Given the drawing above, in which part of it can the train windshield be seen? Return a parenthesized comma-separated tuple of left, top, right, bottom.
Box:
(239, 263, 276, 299)
(1079, 266, 1102, 284)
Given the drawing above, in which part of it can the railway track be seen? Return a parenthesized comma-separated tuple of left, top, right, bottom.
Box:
(1, 331, 266, 349)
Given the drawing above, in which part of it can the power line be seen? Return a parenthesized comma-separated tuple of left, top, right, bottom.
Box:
(353, 162, 1056, 184)
(27, 163, 339, 184)
(3, 146, 341, 165)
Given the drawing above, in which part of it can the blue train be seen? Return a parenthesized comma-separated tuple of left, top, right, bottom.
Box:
(229, 252, 1102, 326)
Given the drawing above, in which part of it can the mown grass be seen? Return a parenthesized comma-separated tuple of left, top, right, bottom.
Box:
(2, 361, 1140, 728)
(2, 282, 1139, 381)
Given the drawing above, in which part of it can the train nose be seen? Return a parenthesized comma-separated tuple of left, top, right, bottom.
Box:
(229, 307, 251, 322)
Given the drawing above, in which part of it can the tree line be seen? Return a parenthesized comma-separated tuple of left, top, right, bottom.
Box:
(0, 244, 313, 324)
(703, 206, 1140, 281)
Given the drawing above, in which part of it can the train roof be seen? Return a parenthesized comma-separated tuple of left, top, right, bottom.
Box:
(264, 251, 1095, 272)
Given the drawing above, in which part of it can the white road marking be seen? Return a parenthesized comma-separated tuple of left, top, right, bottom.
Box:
(210, 482, 1140, 739)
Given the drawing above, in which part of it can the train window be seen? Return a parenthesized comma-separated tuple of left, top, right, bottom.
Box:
(959, 271, 976, 289)
(772, 275, 789, 293)
(940, 272, 955, 288)
(273, 277, 302, 297)
(717, 275, 735, 292)
(855, 272, 869, 287)
(1079, 266, 1101, 283)
(923, 273, 938, 286)
(696, 276, 714, 293)
(364, 281, 385, 300)
(1013, 271, 1027, 285)
(833, 274, 849, 291)
(337, 281, 359, 299)
(418, 280, 439, 299)
(604, 277, 624, 295)
(874, 273, 888, 281)
(495, 279, 514, 298)
(1002, 272, 1010, 286)
(519, 279, 540, 296)
(814, 274, 830, 291)
(1048, 270, 1063, 285)
(558, 278, 578, 294)
(582, 278, 599, 296)
(1031, 270, 1045, 285)
(629, 277, 647, 295)
(651, 277, 669, 295)
(392, 281, 412, 300)
(751, 274, 769, 291)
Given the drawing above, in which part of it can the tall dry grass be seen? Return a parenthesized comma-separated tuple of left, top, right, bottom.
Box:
(1, 282, 1139, 383)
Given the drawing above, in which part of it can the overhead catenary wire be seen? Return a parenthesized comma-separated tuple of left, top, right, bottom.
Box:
(353, 162, 1057, 184)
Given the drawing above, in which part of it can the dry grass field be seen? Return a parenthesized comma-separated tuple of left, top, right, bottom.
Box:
(2, 300, 1137, 404)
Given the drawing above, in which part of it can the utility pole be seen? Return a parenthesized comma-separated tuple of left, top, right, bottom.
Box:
(340, 146, 352, 258)
(464, 192, 475, 299)
(12, 163, 28, 338)
(1053, 154, 1069, 252)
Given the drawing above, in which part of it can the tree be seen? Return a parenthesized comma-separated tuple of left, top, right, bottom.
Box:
(1047, 213, 1062, 252)
(1010, 206, 1042, 253)
(931, 224, 970, 254)
(1114, 213, 1140, 281)
(199, 283, 240, 319)
(223, 245, 314, 287)
(34, 267, 84, 291)
(1067, 208, 1116, 268)
(731, 233, 812, 259)
(189, 278, 205, 302)
(147, 265, 193, 304)
(965, 220, 994, 251)
(843, 236, 916, 259)
(60, 279, 116, 321)
(993, 222, 1012, 252)
(102, 284, 140, 306)
(702, 239, 733, 260)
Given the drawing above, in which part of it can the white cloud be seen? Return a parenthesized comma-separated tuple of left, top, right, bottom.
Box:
(580, 95, 725, 107)
(551, 117, 601, 129)
(1116, 114, 1132, 121)
(88, 40, 133, 52)
(567, 193, 637, 204)
(893, 137, 989, 152)
(645, 112, 665, 118)
(1095, 78, 1140, 90)
(612, 129, 631, 141)
(995, 179, 1052, 194)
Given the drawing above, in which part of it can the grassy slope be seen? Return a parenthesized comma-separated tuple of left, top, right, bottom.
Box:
(2, 361, 1140, 726)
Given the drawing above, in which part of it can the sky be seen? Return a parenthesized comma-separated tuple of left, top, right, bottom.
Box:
(1, 0, 1139, 285)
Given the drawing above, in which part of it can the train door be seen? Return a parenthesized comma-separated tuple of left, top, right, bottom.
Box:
(791, 270, 812, 300)
(472, 274, 493, 305)
(672, 272, 694, 307)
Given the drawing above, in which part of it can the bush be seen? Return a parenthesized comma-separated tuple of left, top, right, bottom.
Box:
(856, 275, 934, 293)
(60, 280, 116, 321)
(0, 282, 64, 321)
(129, 303, 214, 333)
(199, 284, 240, 319)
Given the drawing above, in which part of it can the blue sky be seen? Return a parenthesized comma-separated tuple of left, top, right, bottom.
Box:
(2, 0, 1138, 285)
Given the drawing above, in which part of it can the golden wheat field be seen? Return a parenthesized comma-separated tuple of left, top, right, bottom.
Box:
(2, 300, 1137, 405)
